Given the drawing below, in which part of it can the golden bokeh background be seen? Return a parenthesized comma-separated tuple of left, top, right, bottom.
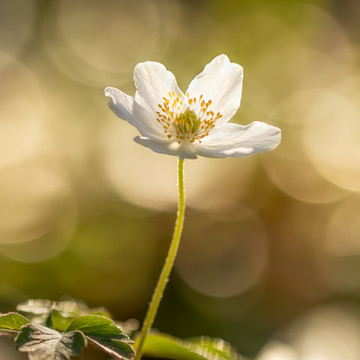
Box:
(1, 0, 360, 358)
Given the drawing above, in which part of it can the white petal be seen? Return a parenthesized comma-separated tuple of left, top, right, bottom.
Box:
(105, 87, 165, 140)
(134, 137, 198, 159)
(187, 54, 243, 126)
(194, 121, 281, 158)
(134, 61, 186, 116)
(104, 87, 134, 122)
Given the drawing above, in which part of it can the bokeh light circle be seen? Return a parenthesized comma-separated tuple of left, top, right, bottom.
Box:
(258, 306, 360, 360)
(263, 154, 350, 204)
(0, 167, 77, 262)
(44, 0, 175, 86)
(0, 52, 47, 169)
(303, 90, 360, 192)
(176, 207, 268, 298)
(256, 341, 297, 360)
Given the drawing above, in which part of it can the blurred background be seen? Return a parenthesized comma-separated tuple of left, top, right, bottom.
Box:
(1, 0, 360, 358)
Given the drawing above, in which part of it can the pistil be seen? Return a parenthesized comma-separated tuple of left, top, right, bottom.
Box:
(156, 92, 222, 143)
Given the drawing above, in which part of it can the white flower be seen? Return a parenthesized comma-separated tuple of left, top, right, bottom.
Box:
(104, 54, 281, 159)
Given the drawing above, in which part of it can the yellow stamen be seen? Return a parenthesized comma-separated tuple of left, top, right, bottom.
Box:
(156, 92, 222, 143)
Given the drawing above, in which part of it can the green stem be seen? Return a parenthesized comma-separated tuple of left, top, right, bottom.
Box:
(134, 157, 185, 360)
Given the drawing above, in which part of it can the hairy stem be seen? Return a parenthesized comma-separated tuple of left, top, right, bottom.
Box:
(134, 157, 185, 360)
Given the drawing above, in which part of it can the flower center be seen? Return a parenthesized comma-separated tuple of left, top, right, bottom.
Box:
(175, 109, 200, 136)
(156, 91, 222, 143)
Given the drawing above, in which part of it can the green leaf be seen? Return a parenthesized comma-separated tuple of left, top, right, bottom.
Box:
(16, 323, 86, 360)
(142, 332, 245, 360)
(190, 337, 244, 360)
(0, 312, 30, 333)
(47, 309, 77, 332)
(67, 315, 135, 359)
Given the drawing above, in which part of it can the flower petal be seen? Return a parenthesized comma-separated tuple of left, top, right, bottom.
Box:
(105, 87, 165, 140)
(187, 54, 243, 126)
(134, 61, 186, 116)
(134, 137, 198, 159)
(193, 121, 281, 158)
(104, 87, 134, 122)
